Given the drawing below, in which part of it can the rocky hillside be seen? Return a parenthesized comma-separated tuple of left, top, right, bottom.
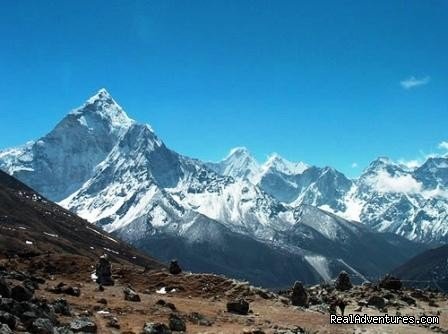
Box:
(1, 252, 447, 333)
(0, 169, 161, 269)
(392, 245, 448, 291)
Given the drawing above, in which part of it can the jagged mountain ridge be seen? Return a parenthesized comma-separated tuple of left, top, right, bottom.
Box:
(0, 89, 428, 287)
(209, 147, 448, 244)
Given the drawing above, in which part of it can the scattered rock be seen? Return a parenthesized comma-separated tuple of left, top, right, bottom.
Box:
(188, 312, 213, 326)
(53, 298, 71, 316)
(0, 311, 17, 330)
(48, 283, 80, 297)
(95, 255, 114, 286)
(379, 275, 402, 290)
(168, 313, 186, 331)
(107, 317, 120, 329)
(291, 281, 308, 307)
(334, 271, 352, 291)
(227, 299, 250, 315)
(96, 298, 108, 305)
(169, 260, 182, 275)
(243, 329, 265, 334)
(400, 294, 417, 306)
(69, 317, 97, 333)
(123, 287, 141, 302)
(410, 289, 430, 302)
(367, 295, 386, 309)
(155, 299, 176, 311)
(142, 322, 171, 334)
(429, 300, 439, 307)
(0, 324, 12, 334)
(31, 318, 54, 334)
(357, 299, 368, 307)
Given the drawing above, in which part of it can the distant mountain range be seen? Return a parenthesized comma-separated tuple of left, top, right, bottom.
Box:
(2, 89, 444, 287)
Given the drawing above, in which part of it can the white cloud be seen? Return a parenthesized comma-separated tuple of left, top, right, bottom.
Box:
(372, 171, 422, 194)
(370, 171, 448, 199)
(400, 76, 430, 89)
(398, 159, 421, 169)
(422, 187, 448, 199)
(438, 141, 448, 151)
(351, 162, 358, 168)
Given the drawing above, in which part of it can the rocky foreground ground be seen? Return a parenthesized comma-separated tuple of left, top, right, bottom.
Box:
(1, 253, 448, 334)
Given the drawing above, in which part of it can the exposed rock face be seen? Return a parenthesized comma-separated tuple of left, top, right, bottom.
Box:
(334, 271, 352, 291)
(169, 260, 182, 275)
(227, 299, 250, 315)
(123, 287, 141, 302)
(379, 275, 402, 290)
(95, 255, 114, 286)
(291, 281, 308, 307)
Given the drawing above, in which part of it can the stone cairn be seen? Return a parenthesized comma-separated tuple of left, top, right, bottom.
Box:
(169, 260, 182, 275)
(291, 281, 308, 307)
(95, 254, 114, 286)
(334, 271, 352, 291)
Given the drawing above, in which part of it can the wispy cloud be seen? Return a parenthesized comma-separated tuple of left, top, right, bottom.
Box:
(438, 141, 448, 151)
(400, 76, 430, 89)
(351, 162, 358, 168)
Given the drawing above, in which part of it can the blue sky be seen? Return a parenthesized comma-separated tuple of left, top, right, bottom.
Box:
(0, 0, 447, 176)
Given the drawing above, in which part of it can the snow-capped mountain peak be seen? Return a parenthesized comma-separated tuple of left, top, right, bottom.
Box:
(225, 146, 252, 160)
(206, 147, 260, 181)
(261, 153, 309, 176)
(70, 88, 134, 135)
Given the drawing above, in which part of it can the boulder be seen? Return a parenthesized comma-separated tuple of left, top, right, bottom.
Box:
(379, 275, 402, 290)
(400, 295, 417, 305)
(227, 299, 250, 315)
(169, 260, 182, 275)
(0, 324, 12, 334)
(188, 312, 214, 326)
(155, 299, 176, 311)
(142, 322, 171, 334)
(334, 271, 352, 291)
(367, 295, 386, 309)
(0, 311, 17, 330)
(291, 281, 308, 307)
(106, 317, 120, 329)
(53, 298, 71, 316)
(169, 313, 186, 332)
(95, 255, 114, 286)
(410, 289, 430, 302)
(31, 318, 54, 334)
(70, 317, 97, 333)
(11, 285, 33, 301)
(123, 287, 141, 302)
(48, 283, 80, 297)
